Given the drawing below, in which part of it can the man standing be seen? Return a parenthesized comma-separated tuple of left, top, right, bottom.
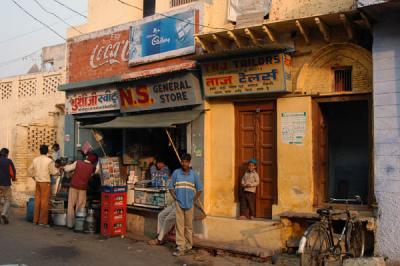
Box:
(28, 145, 59, 226)
(0, 148, 16, 224)
(169, 153, 203, 256)
(63, 153, 97, 228)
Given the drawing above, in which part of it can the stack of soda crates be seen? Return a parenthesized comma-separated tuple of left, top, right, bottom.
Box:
(101, 186, 127, 237)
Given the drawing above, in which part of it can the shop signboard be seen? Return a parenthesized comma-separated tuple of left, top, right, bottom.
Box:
(119, 73, 202, 113)
(201, 53, 292, 97)
(129, 8, 197, 66)
(66, 87, 120, 114)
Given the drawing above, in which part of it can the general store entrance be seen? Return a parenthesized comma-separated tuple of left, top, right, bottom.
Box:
(314, 98, 371, 205)
(236, 102, 277, 218)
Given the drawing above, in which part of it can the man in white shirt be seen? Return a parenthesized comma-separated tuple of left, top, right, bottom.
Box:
(28, 145, 59, 226)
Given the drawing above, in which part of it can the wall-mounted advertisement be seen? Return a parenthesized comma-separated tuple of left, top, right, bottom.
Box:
(129, 8, 197, 66)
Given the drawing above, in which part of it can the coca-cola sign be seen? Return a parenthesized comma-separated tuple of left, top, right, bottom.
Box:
(68, 27, 131, 83)
(89, 33, 129, 69)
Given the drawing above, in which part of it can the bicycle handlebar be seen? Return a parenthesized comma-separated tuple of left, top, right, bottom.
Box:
(329, 195, 362, 205)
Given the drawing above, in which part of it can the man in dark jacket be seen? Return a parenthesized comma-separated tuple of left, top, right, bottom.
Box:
(0, 148, 16, 224)
(63, 153, 98, 228)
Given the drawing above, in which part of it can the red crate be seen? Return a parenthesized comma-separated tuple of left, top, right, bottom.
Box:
(101, 191, 127, 237)
(101, 192, 127, 208)
(101, 221, 126, 237)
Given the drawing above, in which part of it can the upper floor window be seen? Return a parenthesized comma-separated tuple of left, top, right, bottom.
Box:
(170, 0, 197, 8)
(144, 0, 156, 17)
(333, 67, 352, 92)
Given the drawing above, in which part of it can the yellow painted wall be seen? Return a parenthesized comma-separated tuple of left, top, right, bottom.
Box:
(203, 101, 237, 217)
(273, 96, 314, 216)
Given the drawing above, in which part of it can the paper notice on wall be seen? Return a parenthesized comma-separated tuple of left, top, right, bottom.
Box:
(281, 112, 307, 145)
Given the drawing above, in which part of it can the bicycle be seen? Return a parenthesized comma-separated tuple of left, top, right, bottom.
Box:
(298, 196, 365, 266)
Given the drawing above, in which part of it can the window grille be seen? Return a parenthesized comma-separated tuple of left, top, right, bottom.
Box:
(333, 67, 352, 92)
(170, 0, 197, 8)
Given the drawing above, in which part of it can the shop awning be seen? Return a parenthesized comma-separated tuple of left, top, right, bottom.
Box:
(81, 110, 203, 129)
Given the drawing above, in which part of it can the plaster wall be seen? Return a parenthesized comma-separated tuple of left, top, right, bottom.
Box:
(372, 13, 400, 264)
(0, 71, 66, 204)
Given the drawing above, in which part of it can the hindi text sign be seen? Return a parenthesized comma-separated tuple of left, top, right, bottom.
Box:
(201, 53, 292, 97)
(66, 88, 120, 114)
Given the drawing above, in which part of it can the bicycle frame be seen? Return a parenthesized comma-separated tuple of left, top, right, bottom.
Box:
(323, 210, 352, 255)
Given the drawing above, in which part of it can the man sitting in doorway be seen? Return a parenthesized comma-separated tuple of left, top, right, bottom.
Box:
(63, 153, 98, 229)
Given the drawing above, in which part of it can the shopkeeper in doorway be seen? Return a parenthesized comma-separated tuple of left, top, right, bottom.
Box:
(63, 153, 98, 228)
(150, 157, 170, 185)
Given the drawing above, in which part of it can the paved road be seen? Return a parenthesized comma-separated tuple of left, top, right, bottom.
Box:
(0, 208, 270, 266)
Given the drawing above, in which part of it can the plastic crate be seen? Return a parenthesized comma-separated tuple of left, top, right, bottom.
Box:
(101, 221, 126, 237)
(101, 206, 126, 223)
(101, 191, 127, 238)
(102, 186, 127, 193)
(101, 192, 127, 208)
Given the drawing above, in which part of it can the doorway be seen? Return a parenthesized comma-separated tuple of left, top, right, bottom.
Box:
(235, 102, 277, 218)
(314, 98, 370, 204)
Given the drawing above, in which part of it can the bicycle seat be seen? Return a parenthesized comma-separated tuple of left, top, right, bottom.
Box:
(317, 208, 332, 216)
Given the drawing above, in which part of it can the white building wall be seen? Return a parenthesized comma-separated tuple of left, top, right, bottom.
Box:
(373, 13, 400, 263)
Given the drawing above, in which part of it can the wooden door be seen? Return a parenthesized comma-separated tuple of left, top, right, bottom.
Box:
(313, 101, 328, 206)
(236, 102, 276, 218)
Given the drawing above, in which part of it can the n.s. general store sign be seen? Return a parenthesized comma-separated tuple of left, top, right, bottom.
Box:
(201, 53, 292, 97)
(129, 8, 199, 66)
(66, 88, 120, 114)
(119, 73, 202, 113)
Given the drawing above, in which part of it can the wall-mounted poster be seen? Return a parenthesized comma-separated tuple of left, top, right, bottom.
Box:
(129, 8, 198, 66)
(281, 112, 307, 145)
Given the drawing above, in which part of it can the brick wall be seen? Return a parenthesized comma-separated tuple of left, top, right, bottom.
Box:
(373, 14, 400, 263)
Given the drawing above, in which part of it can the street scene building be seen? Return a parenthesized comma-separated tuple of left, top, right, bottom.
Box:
(0, 0, 399, 265)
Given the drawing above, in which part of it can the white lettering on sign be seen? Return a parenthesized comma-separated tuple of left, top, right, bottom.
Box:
(89, 38, 129, 69)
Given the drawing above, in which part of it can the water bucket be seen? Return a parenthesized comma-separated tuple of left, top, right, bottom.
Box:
(26, 198, 35, 222)
(74, 208, 87, 232)
(51, 209, 67, 226)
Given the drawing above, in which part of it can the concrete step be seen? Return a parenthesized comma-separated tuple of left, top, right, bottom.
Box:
(200, 216, 282, 251)
(193, 237, 276, 260)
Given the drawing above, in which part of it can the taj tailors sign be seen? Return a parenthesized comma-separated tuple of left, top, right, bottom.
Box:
(119, 73, 202, 113)
(201, 53, 292, 97)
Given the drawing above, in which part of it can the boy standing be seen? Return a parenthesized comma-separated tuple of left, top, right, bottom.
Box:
(239, 158, 259, 220)
(169, 153, 203, 256)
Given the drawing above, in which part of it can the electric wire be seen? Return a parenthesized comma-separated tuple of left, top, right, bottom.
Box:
(11, 0, 66, 40)
(116, 0, 230, 31)
(33, 0, 84, 34)
(52, 0, 87, 19)
(0, 49, 41, 68)
(0, 11, 86, 45)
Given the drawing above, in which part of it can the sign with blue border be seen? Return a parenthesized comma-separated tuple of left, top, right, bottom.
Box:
(129, 9, 196, 66)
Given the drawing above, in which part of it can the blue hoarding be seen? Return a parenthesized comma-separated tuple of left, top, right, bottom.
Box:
(129, 9, 196, 66)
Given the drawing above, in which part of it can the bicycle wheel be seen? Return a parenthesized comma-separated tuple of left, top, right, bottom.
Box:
(300, 222, 332, 266)
(346, 220, 365, 257)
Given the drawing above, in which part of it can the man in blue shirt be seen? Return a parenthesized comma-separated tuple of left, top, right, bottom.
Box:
(169, 153, 203, 256)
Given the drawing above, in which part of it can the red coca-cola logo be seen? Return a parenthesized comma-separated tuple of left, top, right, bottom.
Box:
(89, 33, 129, 69)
